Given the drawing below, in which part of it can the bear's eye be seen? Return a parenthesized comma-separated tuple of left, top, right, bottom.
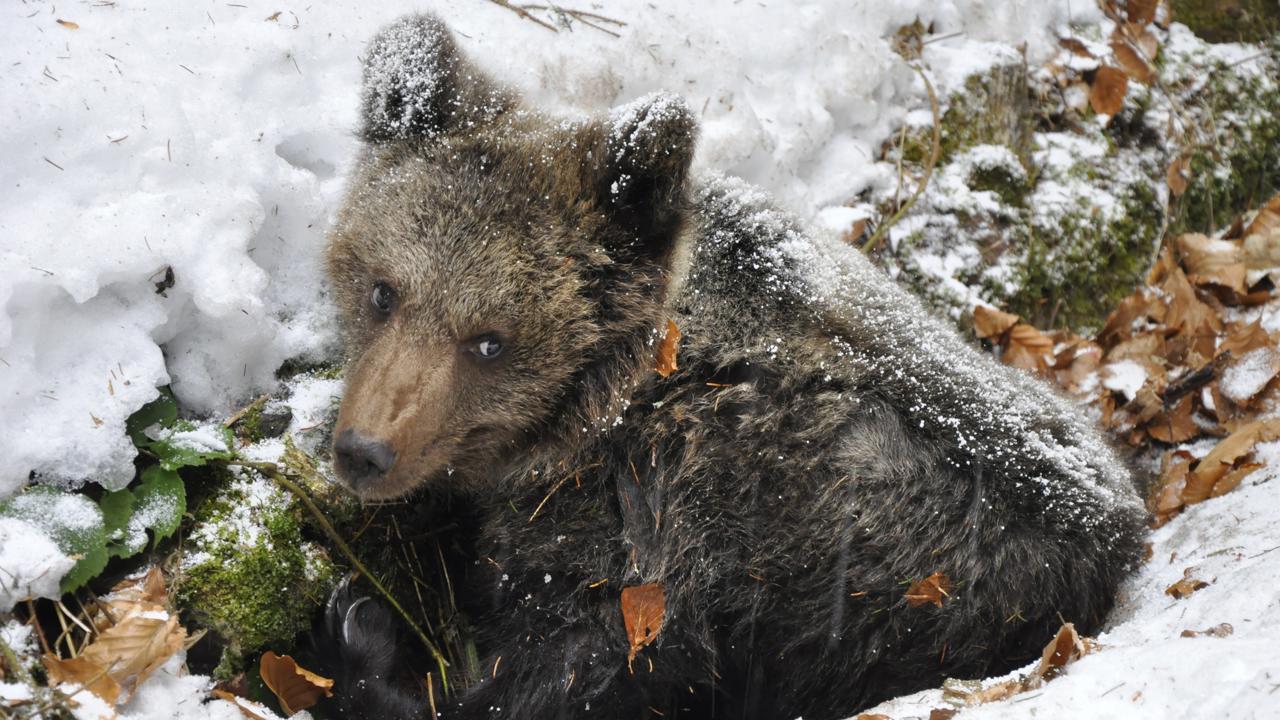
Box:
(466, 334, 504, 361)
(370, 282, 396, 317)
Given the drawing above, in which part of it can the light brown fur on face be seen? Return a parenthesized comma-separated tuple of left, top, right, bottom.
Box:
(327, 140, 605, 498)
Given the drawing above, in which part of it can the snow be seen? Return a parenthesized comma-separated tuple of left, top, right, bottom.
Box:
(1220, 348, 1279, 404)
(1, 0, 1101, 498)
(0, 517, 75, 608)
(184, 473, 287, 566)
(1103, 360, 1149, 402)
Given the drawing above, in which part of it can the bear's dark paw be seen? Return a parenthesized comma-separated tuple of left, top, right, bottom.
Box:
(313, 578, 429, 719)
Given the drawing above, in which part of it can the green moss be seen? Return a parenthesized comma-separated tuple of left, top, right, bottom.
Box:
(275, 357, 344, 382)
(969, 163, 1030, 208)
(176, 475, 339, 672)
(1170, 0, 1280, 43)
(1002, 181, 1163, 331)
(938, 65, 1035, 169)
(1172, 62, 1280, 235)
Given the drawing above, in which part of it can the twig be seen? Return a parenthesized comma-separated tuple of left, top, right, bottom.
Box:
(484, 0, 558, 32)
(483, 0, 625, 37)
(237, 459, 452, 689)
(223, 393, 268, 428)
(864, 63, 941, 254)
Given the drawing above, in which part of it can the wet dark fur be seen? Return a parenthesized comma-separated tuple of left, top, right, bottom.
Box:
(317, 15, 1147, 720)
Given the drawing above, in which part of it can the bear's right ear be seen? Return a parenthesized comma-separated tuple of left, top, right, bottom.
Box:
(360, 15, 516, 143)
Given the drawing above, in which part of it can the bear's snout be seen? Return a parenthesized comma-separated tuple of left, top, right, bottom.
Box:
(333, 428, 398, 491)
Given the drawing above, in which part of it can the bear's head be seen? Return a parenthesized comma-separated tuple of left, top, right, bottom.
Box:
(326, 15, 697, 500)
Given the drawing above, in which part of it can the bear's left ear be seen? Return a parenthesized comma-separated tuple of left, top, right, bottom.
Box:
(589, 93, 698, 263)
(360, 14, 516, 143)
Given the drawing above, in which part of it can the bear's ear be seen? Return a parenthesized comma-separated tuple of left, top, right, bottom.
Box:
(360, 15, 515, 143)
(591, 93, 698, 263)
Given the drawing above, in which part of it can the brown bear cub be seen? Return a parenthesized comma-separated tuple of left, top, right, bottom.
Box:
(319, 14, 1145, 720)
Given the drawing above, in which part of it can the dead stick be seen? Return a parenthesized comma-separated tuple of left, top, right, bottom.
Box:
(484, 0, 558, 32)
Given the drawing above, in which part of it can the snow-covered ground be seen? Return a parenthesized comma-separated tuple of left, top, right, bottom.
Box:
(2, 1, 1279, 719)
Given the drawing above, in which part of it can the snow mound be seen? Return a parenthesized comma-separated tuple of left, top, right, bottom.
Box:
(1, 0, 1098, 497)
(0, 518, 74, 608)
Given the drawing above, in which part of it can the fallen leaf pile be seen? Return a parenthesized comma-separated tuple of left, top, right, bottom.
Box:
(41, 567, 189, 708)
(1046, 0, 1169, 123)
(976, 193, 1280, 527)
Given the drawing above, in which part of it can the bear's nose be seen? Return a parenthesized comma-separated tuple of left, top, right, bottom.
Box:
(333, 429, 397, 489)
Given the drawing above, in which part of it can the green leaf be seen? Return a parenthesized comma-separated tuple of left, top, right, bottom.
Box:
(0, 485, 108, 594)
(131, 466, 186, 543)
(127, 389, 178, 446)
(100, 488, 138, 559)
(149, 436, 234, 471)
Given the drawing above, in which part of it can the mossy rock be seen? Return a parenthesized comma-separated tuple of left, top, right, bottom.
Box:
(1169, 50, 1280, 235)
(176, 472, 339, 676)
(1170, 0, 1280, 43)
(1002, 180, 1164, 330)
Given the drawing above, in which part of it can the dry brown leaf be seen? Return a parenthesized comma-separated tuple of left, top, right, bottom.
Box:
(1212, 461, 1262, 498)
(1162, 268, 1222, 359)
(841, 218, 869, 245)
(1111, 37, 1154, 83)
(1126, 0, 1158, 24)
(1243, 193, 1280, 241)
(43, 653, 122, 705)
(1150, 455, 1190, 525)
(621, 583, 665, 666)
(1177, 233, 1246, 293)
(1184, 419, 1280, 504)
(1098, 290, 1157, 346)
(265, 11, 283, 22)
(856, 715, 892, 720)
(655, 319, 682, 378)
(1105, 332, 1164, 365)
(929, 710, 958, 720)
(1054, 341, 1102, 394)
(260, 651, 334, 715)
(1058, 37, 1094, 58)
(56, 19, 80, 30)
(1180, 623, 1234, 638)
(1167, 155, 1191, 197)
(79, 609, 186, 701)
(905, 571, 953, 609)
(1218, 321, 1273, 359)
(1150, 451, 1193, 527)
(1004, 324, 1055, 375)
(211, 689, 272, 720)
(1146, 395, 1198, 444)
(1165, 569, 1209, 599)
(1035, 623, 1085, 681)
(1124, 22, 1160, 58)
(1089, 66, 1129, 116)
(973, 305, 1021, 340)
